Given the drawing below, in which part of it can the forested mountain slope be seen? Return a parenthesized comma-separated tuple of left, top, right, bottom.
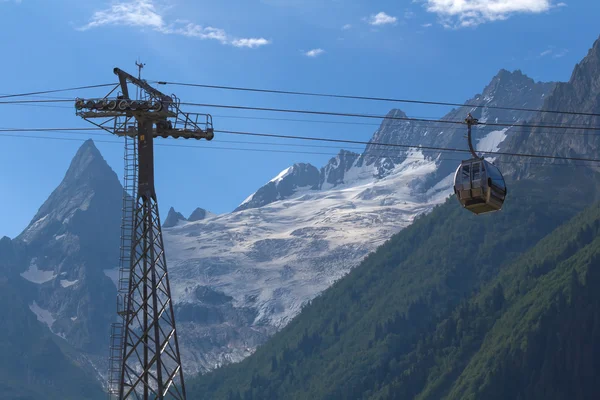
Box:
(424, 198, 600, 400)
(187, 168, 600, 399)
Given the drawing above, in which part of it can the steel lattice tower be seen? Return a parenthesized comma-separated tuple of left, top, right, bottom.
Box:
(75, 67, 214, 399)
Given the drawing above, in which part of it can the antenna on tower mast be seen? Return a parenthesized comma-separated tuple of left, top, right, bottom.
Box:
(135, 60, 145, 80)
(135, 60, 146, 101)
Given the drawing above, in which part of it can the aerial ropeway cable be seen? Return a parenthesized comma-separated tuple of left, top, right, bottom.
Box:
(156, 80, 600, 118)
(1, 125, 600, 164)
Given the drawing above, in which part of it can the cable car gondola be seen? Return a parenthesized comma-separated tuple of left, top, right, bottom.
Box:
(453, 114, 507, 215)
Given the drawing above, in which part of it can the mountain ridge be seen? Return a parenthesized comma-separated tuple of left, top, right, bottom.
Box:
(185, 38, 600, 398)
(0, 58, 570, 391)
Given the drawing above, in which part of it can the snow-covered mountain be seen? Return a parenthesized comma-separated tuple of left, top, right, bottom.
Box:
(164, 206, 216, 228)
(4, 68, 556, 383)
(164, 148, 450, 373)
(159, 69, 556, 374)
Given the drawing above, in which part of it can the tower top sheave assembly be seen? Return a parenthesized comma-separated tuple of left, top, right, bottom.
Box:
(75, 67, 213, 399)
(75, 67, 214, 141)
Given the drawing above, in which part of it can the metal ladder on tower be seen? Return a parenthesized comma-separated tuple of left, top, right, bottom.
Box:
(107, 121, 138, 399)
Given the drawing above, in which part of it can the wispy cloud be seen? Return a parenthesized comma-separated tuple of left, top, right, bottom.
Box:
(539, 46, 568, 58)
(422, 23, 433, 27)
(423, 0, 562, 28)
(342, 24, 352, 30)
(552, 48, 569, 58)
(171, 23, 228, 43)
(366, 11, 398, 26)
(305, 48, 325, 57)
(79, 0, 270, 48)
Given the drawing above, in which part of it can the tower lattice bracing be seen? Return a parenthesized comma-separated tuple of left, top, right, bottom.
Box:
(75, 67, 214, 399)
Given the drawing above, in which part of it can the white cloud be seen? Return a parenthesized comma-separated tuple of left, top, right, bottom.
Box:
(79, 0, 163, 30)
(305, 48, 325, 57)
(79, 0, 270, 49)
(366, 11, 398, 26)
(422, 22, 433, 27)
(424, 0, 561, 28)
(232, 38, 271, 48)
(539, 49, 553, 57)
(405, 10, 416, 19)
(342, 24, 352, 30)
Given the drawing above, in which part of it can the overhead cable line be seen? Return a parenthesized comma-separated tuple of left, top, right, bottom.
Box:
(2, 126, 597, 163)
(158, 80, 600, 118)
(2, 128, 600, 157)
(0, 99, 78, 104)
(180, 102, 600, 132)
(207, 115, 600, 137)
(0, 100, 545, 127)
(0, 127, 595, 156)
(0, 83, 118, 100)
(214, 129, 600, 163)
(1, 100, 599, 136)
(2, 131, 600, 169)
(2, 97, 599, 132)
(1, 80, 596, 118)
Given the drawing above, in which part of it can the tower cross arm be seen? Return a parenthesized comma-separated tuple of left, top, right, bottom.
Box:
(114, 68, 172, 102)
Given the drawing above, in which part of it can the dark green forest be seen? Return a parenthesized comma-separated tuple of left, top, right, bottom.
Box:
(188, 168, 600, 399)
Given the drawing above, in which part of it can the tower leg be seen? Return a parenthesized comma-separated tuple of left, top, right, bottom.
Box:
(118, 120, 187, 399)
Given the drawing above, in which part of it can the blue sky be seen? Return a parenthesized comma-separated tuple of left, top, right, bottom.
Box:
(0, 0, 599, 238)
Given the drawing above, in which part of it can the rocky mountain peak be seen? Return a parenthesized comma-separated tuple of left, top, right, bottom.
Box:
(482, 69, 528, 97)
(235, 163, 320, 212)
(355, 107, 426, 177)
(500, 35, 600, 178)
(473, 69, 554, 116)
(18, 139, 122, 243)
(379, 108, 408, 129)
(319, 149, 361, 189)
(543, 35, 600, 114)
(163, 207, 187, 228)
(570, 36, 600, 79)
(11, 139, 123, 356)
(63, 139, 106, 183)
(188, 207, 212, 222)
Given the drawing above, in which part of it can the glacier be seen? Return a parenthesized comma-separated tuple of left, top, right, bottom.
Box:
(161, 149, 455, 374)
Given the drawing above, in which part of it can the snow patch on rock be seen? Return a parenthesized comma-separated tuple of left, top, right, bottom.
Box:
(20, 258, 57, 284)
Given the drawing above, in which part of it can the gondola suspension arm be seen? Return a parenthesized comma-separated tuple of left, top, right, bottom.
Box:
(465, 113, 481, 160)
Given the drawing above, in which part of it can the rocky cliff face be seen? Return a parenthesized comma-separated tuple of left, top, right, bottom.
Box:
(14, 140, 121, 356)
(320, 150, 361, 188)
(0, 241, 105, 399)
(1, 140, 123, 390)
(500, 36, 600, 179)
